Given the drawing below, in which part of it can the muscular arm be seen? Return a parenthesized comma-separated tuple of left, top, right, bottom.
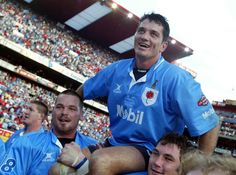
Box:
(53, 144, 146, 175)
(198, 124, 220, 155)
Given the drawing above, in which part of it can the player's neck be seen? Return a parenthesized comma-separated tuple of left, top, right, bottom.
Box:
(53, 129, 77, 139)
(135, 55, 160, 69)
(24, 124, 41, 134)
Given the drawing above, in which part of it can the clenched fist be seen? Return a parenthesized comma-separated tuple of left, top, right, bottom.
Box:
(48, 162, 76, 175)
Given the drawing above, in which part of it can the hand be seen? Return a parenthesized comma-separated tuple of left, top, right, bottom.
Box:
(48, 162, 76, 175)
(57, 142, 86, 167)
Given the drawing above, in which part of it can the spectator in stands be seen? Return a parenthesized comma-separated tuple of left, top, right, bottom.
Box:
(0, 90, 97, 175)
(179, 149, 236, 175)
(74, 12, 220, 174)
(0, 69, 59, 132)
(1, 0, 119, 78)
(4, 100, 48, 149)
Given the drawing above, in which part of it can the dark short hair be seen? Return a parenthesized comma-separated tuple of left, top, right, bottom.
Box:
(158, 133, 188, 158)
(57, 89, 83, 108)
(140, 12, 170, 42)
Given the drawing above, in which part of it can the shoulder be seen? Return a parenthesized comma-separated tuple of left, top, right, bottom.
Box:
(162, 61, 187, 74)
(92, 58, 133, 80)
(10, 129, 23, 136)
(76, 132, 98, 146)
(0, 138, 5, 157)
(105, 58, 133, 69)
(0, 138, 4, 148)
(27, 131, 50, 146)
(161, 61, 195, 82)
(0, 137, 4, 144)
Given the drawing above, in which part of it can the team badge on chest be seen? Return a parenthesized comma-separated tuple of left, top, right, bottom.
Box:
(142, 87, 158, 106)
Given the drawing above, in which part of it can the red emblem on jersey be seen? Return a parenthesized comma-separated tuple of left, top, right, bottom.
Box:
(198, 95, 208, 106)
(142, 87, 158, 106)
(146, 91, 154, 99)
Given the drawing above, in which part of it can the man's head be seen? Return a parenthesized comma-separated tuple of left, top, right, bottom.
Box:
(181, 150, 236, 175)
(22, 100, 48, 128)
(52, 89, 83, 138)
(140, 13, 170, 42)
(134, 13, 169, 63)
(148, 133, 188, 175)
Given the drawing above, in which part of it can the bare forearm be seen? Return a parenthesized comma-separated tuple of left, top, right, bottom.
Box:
(198, 124, 220, 155)
(76, 85, 84, 100)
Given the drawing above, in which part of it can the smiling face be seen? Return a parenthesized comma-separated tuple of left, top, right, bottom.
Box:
(52, 94, 82, 138)
(148, 142, 181, 175)
(134, 19, 168, 68)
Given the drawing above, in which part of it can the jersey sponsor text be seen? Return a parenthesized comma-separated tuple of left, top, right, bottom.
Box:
(116, 105, 144, 125)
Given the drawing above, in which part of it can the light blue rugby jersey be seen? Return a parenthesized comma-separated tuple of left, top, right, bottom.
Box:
(0, 137, 5, 158)
(84, 56, 219, 151)
(0, 132, 43, 175)
(0, 130, 97, 175)
(125, 171, 147, 175)
(0, 127, 45, 174)
(4, 127, 45, 152)
(29, 130, 97, 175)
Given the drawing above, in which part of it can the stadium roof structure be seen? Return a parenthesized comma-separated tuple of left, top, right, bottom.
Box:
(21, 0, 193, 62)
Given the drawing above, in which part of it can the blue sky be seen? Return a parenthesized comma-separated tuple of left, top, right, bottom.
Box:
(114, 0, 236, 102)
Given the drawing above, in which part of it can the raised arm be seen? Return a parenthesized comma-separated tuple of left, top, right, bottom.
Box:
(76, 84, 84, 100)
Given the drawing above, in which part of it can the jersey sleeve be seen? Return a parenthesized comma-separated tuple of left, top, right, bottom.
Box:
(83, 62, 119, 99)
(168, 67, 219, 136)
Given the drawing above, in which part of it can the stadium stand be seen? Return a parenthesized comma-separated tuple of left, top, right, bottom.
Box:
(0, 0, 119, 78)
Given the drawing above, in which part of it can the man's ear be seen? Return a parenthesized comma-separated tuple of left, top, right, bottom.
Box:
(79, 111, 85, 121)
(160, 41, 168, 53)
(40, 113, 45, 120)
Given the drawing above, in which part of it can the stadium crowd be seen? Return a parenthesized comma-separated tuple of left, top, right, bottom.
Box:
(0, 69, 56, 132)
(0, 0, 114, 142)
(0, 0, 119, 78)
(0, 69, 110, 142)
